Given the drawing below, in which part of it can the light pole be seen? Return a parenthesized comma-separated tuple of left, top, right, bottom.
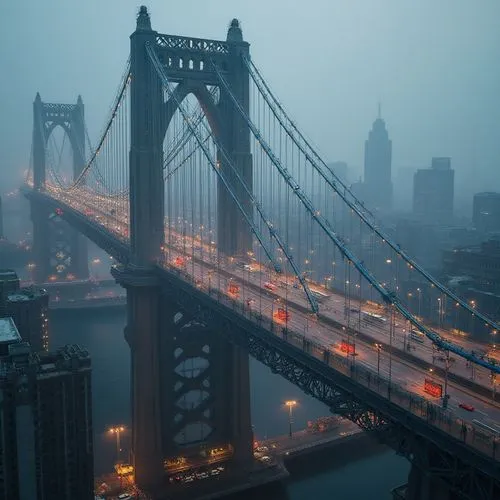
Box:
(443, 350, 450, 408)
(470, 300, 476, 335)
(417, 288, 422, 319)
(285, 400, 297, 438)
(109, 426, 125, 463)
(27, 262, 36, 283)
(437, 298, 442, 329)
(375, 343, 382, 377)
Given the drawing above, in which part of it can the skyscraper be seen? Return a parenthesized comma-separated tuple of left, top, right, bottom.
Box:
(0, 271, 49, 351)
(0, 341, 93, 500)
(6, 286, 49, 351)
(472, 192, 500, 234)
(0, 270, 20, 317)
(363, 106, 393, 211)
(413, 157, 454, 224)
(0, 195, 3, 239)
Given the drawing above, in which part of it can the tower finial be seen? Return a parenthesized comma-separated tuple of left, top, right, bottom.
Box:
(227, 18, 243, 42)
(77, 95, 83, 105)
(137, 5, 151, 31)
(35, 92, 41, 103)
(377, 101, 381, 120)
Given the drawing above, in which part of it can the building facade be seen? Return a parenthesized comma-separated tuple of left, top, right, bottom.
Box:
(363, 112, 393, 212)
(413, 157, 454, 224)
(6, 287, 49, 352)
(0, 270, 20, 317)
(0, 341, 93, 500)
(472, 192, 500, 234)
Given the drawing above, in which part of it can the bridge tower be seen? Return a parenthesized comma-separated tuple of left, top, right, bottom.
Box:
(31, 93, 89, 283)
(112, 6, 254, 494)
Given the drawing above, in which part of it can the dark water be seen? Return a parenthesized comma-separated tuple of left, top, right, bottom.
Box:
(49, 308, 410, 499)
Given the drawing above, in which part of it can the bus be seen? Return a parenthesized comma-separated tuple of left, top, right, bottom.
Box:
(311, 289, 331, 302)
(361, 311, 387, 326)
(410, 329, 425, 344)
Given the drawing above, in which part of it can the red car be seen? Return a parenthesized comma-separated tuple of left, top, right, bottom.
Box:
(459, 403, 475, 412)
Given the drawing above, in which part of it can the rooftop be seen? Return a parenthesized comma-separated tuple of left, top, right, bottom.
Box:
(0, 317, 21, 344)
(7, 286, 48, 302)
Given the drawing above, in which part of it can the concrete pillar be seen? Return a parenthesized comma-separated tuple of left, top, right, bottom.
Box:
(129, 6, 164, 267)
(113, 265, 165, 492)
(69, 95, 89, 279)
(217, 19, 253, 257)
(33, 93, 45, 190)
(30, 202, 50, 283)
(118, 6, 166, 492)
(406, 462, 458, 500)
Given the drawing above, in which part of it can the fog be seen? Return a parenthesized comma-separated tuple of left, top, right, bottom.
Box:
(1, 0, 499, 212)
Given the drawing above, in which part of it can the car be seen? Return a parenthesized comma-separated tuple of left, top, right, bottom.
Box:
(263, 282, 277, 291)
(459, 403, 475, 412)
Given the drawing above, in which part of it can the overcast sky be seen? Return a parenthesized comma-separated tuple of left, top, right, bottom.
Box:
(1, 0, 499, 204)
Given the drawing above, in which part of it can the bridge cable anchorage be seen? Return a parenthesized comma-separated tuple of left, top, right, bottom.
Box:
(148, 45, 319, 314)
(245, 56, 500, 342)
(146, 44, 286, 281)
(215, 60, 500, 374)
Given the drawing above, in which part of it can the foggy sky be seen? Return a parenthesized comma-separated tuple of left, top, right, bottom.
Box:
(1, 0, 499, 209)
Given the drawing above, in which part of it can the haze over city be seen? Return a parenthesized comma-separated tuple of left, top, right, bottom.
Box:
(1, 0, 499, 214)
(1, 2, 500, 500)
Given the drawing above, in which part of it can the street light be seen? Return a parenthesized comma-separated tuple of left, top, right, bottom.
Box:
(284, 400, 297, 438)
(109, 426, 125, 463)
(374, 343, 382, 376)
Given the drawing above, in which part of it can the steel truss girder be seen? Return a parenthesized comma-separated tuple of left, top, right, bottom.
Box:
(380, 423, 500, 500)
(156, 266, 500, 500)
(168, 315, 216, 446)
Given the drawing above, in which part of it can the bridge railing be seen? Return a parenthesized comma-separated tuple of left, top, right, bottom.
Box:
(166, 263, 500, 463)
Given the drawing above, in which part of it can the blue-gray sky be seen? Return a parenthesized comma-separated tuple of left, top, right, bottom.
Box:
(1, 0, 499, 208)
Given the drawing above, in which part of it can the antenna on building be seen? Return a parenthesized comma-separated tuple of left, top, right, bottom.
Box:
(377, 101, 381, 120)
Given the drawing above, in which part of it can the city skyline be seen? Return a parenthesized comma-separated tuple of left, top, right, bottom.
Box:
(1, 3, 500, 499)
(1, 1, 499, 205)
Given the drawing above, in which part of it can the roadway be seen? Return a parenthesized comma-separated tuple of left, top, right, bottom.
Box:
(34, 183, 500, 447)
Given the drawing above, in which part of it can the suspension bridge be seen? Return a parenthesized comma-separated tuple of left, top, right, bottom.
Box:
(22, 7, 500, 500)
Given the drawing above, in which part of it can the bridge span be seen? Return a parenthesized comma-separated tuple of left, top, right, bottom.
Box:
(23, 6, 499, 499)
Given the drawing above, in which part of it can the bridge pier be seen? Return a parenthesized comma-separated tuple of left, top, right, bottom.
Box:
(116, 267, 164, 491)
(113, 264, 255, 495)
(31, 202, 51, 283)
(405, 463, 458, 500)
(29, 199, 89, 282)
(30, 91, 89, 282)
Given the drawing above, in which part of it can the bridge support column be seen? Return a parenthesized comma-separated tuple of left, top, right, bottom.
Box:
(30, 202, 51, 283)
(114, 266, 164, 492)
(406, 462, 459, 500)
(217, 20, 253, 257)
(68, 230, 89, 280)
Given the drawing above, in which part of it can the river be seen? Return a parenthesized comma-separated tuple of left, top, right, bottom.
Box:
(49, 307, 410, 499)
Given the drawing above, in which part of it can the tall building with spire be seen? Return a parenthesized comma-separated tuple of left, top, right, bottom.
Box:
(362, 106, 393, 212)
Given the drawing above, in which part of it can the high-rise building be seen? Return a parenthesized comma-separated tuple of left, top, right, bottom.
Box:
(327, 161, 349, 184)
(472, 192, 500, 234)
(6, 286, 49, 351)
(0, 340, 93, 500)
(0, 270, 20, 317)
(413, 157, 454, 224)
(363, 108, 393, 211)
(0, 195, 4, 239)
